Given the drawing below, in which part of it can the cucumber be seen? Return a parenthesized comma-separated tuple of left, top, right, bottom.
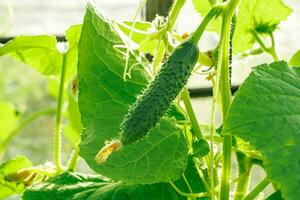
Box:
(95, 6, 222, 163)
(120, 40, 199, 145)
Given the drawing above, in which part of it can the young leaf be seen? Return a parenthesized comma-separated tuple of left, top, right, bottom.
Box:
(289, 50, 300, 67)
(78, 3, 188, 184)
(223, 61, 300, 200)
(0, 36, 63, 75)
(0, 156, 32, 198)
(233, 0, 292, 53)
(23, 172, 184, 200)
(191, 0, 292, 54)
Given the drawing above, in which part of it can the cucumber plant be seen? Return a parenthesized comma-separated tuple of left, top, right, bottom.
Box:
(0, 0, 300, 200)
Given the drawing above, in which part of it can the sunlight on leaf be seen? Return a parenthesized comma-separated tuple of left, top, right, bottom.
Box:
(224, 61, 300, 200)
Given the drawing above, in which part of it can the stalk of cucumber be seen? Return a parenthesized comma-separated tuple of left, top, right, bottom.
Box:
(95, 6, 223, 164)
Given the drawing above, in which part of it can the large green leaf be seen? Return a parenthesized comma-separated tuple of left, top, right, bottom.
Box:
(191, 0, 292, 53)
(0, 36, 63, 75)
(0, 156, 32, 198)
(78, 3, 188, 184)
(223, 61, 300, 200)
(23, 172, 184, 200)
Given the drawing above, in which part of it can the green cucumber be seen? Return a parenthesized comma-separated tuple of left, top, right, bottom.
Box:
(95, 6, 223, 163)
(120, 40, 199, 144)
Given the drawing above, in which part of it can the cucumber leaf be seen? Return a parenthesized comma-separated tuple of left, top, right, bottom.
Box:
(23, 172, 184, 200)
(78, 3, 188, 184)
(191, 0, 292, 53)
(289, 50, 300, 67)
(233, 0, 292, 53)
(0, 156, 32, 198)
(223, 61, 300, 200)
(0, 35, 62, 75)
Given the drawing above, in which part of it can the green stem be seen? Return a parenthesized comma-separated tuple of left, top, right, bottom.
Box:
(233, 152, 252, 200)
(241, 48, 264, 57)
(67, 144, 80, 171)
(0, 108, 56, 155)
(170, 181, 209, 198)
(124, 0, 147, 80)
(54, 53, 68, 172)
(243, 177, 270, 200)
(152, 38, 164, 74)
(269, 32, 279, 61)
(251, 30, 279, 61)
(190, 5, 224, 44)
(168, 0, 187, 31)
(183, 174, 195, 197)
(150, 0, 186, 74)
(193, 158, 211, 192)
(181, 88, 203, 139)
(215, 1, 240, 200)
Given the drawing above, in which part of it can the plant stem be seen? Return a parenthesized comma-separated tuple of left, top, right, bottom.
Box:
(152, 39, 164, 74)
(181, 88, 203, 139)
(269, 32, 279, 61)
(124, 0, 147, 80)
(190, 5, 224, 44)
(243, 177, 270, 200)
(213, 0, 240, 199)
(0, 108, 56, 157)
(195, 162, 211, 192)
(170, 181, 209, 198)
(233, 152, 252, 200)
(251, 30, 279, 61)
(168, 0, 186, 31)
(151, 0, 186, 74)
(54, 53, 68, 172)
(241, 48, 264, 57)
(183, 174, 195, 196)
(67, 144, 80, 171)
